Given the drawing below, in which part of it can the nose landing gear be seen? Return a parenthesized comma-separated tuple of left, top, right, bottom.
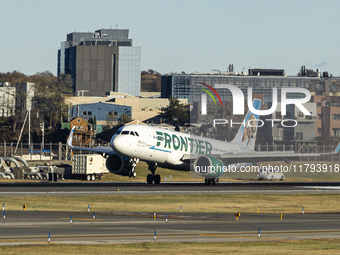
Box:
(128, 158, 139, 178)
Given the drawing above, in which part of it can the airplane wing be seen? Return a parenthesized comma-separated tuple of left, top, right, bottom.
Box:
(182, 142, 340, 165)
(67, 127, 115, 156)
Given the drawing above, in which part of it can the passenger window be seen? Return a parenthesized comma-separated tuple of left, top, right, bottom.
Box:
(121, 131, 129, 135)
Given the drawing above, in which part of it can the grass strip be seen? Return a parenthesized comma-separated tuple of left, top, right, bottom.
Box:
(0, 193, 339, 213)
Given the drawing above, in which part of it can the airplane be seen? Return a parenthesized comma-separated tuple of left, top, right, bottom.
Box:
(67, 99, 340, 185)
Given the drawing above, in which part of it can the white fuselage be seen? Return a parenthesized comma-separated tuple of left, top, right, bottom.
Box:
(111, 124, 247, 169)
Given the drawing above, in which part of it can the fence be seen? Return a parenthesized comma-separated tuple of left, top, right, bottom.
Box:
(0, 142, 339, 162)
(256, 143, 340, 162)
(0, 142, 109, 161)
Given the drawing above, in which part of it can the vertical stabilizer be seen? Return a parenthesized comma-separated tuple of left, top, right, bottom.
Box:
(231, 99, 261, 150)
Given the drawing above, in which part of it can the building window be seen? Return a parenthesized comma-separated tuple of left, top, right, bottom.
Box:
(88, 111, 92, 116)
(332, 114, 340, 120)
(317, 102, 322, 107)
(318, 114, 323, 119)
(107, 111, 118, 118)
(82, 111, 87, 116)
(317, 128, 322, 135)
(333, 129, 340, 137)
(275, 112, 281, 119)
(297, 111, 304, 118)
(295, 132, 303, 140)
(330, 102, 340, 107)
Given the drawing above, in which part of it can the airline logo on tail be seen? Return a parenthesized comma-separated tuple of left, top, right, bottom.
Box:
(231, 98, 261, 150)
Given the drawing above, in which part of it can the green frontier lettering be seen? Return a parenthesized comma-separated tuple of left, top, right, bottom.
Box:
(156, 131, 163, 146)
(156, 131, 213, 154)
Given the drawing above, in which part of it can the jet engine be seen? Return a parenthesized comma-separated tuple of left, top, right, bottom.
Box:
(105, 154, 133, 176)
(193, 155, 224, 178)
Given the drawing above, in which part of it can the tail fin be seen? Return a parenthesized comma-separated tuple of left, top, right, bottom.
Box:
(231, 99, 261, 150)
(67, 127, 75, 148)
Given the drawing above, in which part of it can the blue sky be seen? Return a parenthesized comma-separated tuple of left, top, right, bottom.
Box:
(1, 0, 339, 76)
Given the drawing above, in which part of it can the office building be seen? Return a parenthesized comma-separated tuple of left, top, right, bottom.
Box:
(0, 83, 15, 117)
(58, 28, 141, 97)
(161, 72, 320, 104)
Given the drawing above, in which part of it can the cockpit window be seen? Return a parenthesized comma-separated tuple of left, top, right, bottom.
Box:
(115, 131, 121, 135)
(130, 131, 135, 136)
(135, 132, 139, 137)
(121, 131, 129, 135)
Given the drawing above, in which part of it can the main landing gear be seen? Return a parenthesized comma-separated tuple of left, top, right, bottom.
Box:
(128, 158, 139, 178)
(147, 163, 161, 184)
(205, 178, 219, 185)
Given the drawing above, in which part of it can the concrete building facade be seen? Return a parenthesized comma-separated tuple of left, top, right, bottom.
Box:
(0, 83, 15, 117)
(271, 103, 317, 142)
(65, 92, 187, 124)
(58, 28, 141, 97)
(161, 73, 320, 104)
(68, 102, 131, 124)
(311, 78, 340, 137)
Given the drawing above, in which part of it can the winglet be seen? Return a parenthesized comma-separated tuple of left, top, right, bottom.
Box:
(67, 127, 75, 148)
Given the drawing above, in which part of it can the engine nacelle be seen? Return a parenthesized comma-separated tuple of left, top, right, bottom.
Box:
(193, 155, 224, 178)
(106, 154, 133, 176)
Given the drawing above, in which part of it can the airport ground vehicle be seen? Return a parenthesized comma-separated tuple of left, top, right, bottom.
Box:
(257, 168, 285, 181)
(72, 154, 108, 181)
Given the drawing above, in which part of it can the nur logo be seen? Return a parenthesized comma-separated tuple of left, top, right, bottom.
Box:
(199, 83, 312, 116)
(199, 83, 222, 115)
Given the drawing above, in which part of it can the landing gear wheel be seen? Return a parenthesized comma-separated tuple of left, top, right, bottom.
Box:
(154, 174, 161, 184)
(129, 170, 136, 178)
(147, 163, 160, 184)
(147, 174, 153, 184)
(205, 178, 212, 185)
(211, 178, 219, 185)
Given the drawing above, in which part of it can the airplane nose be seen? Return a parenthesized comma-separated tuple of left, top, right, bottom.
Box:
(111, 135, 127, 154)
(111, 135, 119, 150)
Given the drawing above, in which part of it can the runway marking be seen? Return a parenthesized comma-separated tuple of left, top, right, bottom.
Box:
(298, 186, 340, 190)
(0, 239, 50, 244)
(59, 218, 104, 221)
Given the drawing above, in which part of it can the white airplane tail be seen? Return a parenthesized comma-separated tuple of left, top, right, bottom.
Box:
(231, 98, 261, 150)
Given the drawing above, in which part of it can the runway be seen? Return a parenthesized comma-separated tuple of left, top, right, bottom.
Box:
(1, 182, 340, 245)
(0, 210, 340, 245)
(0, 181, 340, 196)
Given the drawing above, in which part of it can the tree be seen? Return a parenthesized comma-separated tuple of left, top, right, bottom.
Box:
(31, 72, 73, 132)
(141, 70, 161, 92)
(160, 97, 188, 125)
(0, 71, 74, 142)
(119, 113, 132, 124)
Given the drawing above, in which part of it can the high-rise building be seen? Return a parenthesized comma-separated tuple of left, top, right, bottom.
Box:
(0, 83, 15, 117)
(58, 28, 141, 97)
